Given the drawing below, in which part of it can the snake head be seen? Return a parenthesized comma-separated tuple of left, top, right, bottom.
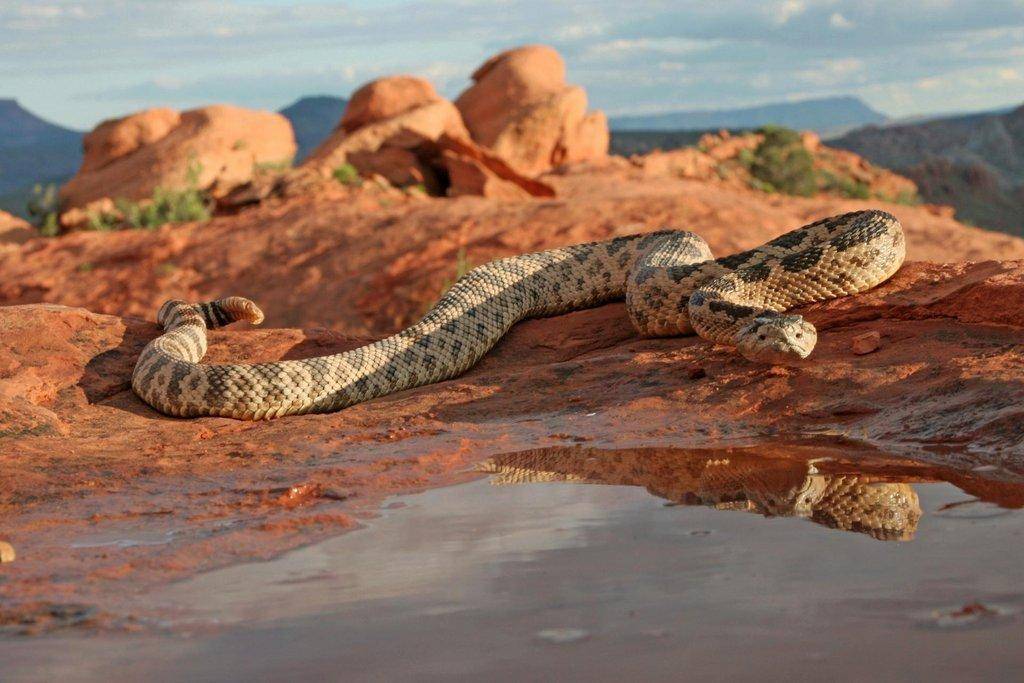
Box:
(736, 315, 817, 364)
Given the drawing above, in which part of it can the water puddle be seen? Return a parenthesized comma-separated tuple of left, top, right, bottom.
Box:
(4, 445, 1024, 681)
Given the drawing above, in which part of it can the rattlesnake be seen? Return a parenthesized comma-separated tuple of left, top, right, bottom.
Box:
(132, 209, 904, 420)
(477, 447, 922, 541)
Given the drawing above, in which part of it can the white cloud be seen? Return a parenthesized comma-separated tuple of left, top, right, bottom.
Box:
(796, 58, 865, 86)
(554, 22, 607, 41)
(6, 0, 1024, 127)
(584, 37, 721, 61)
(997, 67, 1024, 81)
(829, 12, 855, 29)
(772, 0, 807, 26)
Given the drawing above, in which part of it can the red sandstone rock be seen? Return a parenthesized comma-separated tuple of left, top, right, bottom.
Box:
(2, 165, 1022, 335)
(438, 134, 556, 199)
(301, 98, 469, 183)
(300, 89, 553, 199)
(0, 211, 33, 246)
(634, 130, 918, 202)
(79, 107, 180, 174)
(851, 330, 882, 355)
(340, 76, 442, 134)
(632, 148, 718, 179)
(59, 105, 297, 212)
(1, 260, 1023, 620)
(801, 131, 822, 153)
(455, 45, 608, 175)
(443, 150, 530, 200)
(0, 541, 13, 563)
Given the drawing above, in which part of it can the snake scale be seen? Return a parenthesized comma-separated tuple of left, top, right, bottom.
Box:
(132, 209, 905, 420)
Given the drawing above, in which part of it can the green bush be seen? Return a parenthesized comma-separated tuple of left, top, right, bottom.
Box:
(26, 184, 60, 236)
(747, 126, 817, 197)
(87, 159, 211, 231)
(86, 210, 120, 231)
(254, 158, 294, 173)
(332, 162, 362, 186)
(820, 171, 871, 199)
(893, 190, 922, 206)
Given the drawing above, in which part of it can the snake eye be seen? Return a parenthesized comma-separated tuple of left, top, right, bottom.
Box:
(758, 334, 766, 340)
(795, 333, 803, 339)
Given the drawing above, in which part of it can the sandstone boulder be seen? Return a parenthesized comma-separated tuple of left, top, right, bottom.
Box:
(301, 85, 553, 199)
(59, 105, 297, 212)
(0, 210, 34, 245)
(340, 76, 441, 134)
(455, 45, 609, 175)
(632, 148, 718, 180)
(303, 98, 467, 172)
(79, 107, 181, 174)
(439, 134, 555, 200)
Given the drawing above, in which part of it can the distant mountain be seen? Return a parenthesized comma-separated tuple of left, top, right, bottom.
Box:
(610, 129, 730, 156)
(610, 96, 887, 135)
(0, 99, 82, 216)
(831, 104, 1024, 235)
(279, 95, 347, 161)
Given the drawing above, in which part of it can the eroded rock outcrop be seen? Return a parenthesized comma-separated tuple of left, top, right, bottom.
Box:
(3, 163, 1022, 334)
(631, 129, 920, 203)
(339, 75, 442, 134)
(59, 105, 297, 216)
(293, 45, 610, 199)
(455, 45, 609, 176)
(300, 74, 553, 199)
(302, 81, 468, 193)
(0, 211, 33, 246)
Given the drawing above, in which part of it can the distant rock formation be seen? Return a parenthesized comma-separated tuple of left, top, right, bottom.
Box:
(299, 73, 555, 200)
(0, 99, 82, 217)
(455, 45, 609, 176)
(831, 104, 1024, 235)
(340, 76, 442, 134)
(278, 96, 348, 161)
(290, 45, 608, 200)
(58, 105, 296, 217)
(628, 129, 918, 203)
(611, 96, 887, 135)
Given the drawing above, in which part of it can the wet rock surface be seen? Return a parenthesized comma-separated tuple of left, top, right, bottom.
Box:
(0, 256, 1023, 625)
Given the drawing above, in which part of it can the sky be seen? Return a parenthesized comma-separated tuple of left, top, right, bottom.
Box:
(3, 0, 1024, 130)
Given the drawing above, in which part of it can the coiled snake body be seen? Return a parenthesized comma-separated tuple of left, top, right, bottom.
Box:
(132, 210, 904, 420)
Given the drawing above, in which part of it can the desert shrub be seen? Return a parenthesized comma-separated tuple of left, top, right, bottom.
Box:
(26, 184, 60, 236)
(422, 248, 473, 314)
(88, 159, 211, 231)
(747, 126, 817, 197)
(892, 190, 922, 206)
(747, 177, 776, 194)
(254, 158, 294, 173)
(820, 171, 871, 199)
(85, 210, 121, 231)
(332, 162, 362, 186)
(114, 188, 210, 229)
